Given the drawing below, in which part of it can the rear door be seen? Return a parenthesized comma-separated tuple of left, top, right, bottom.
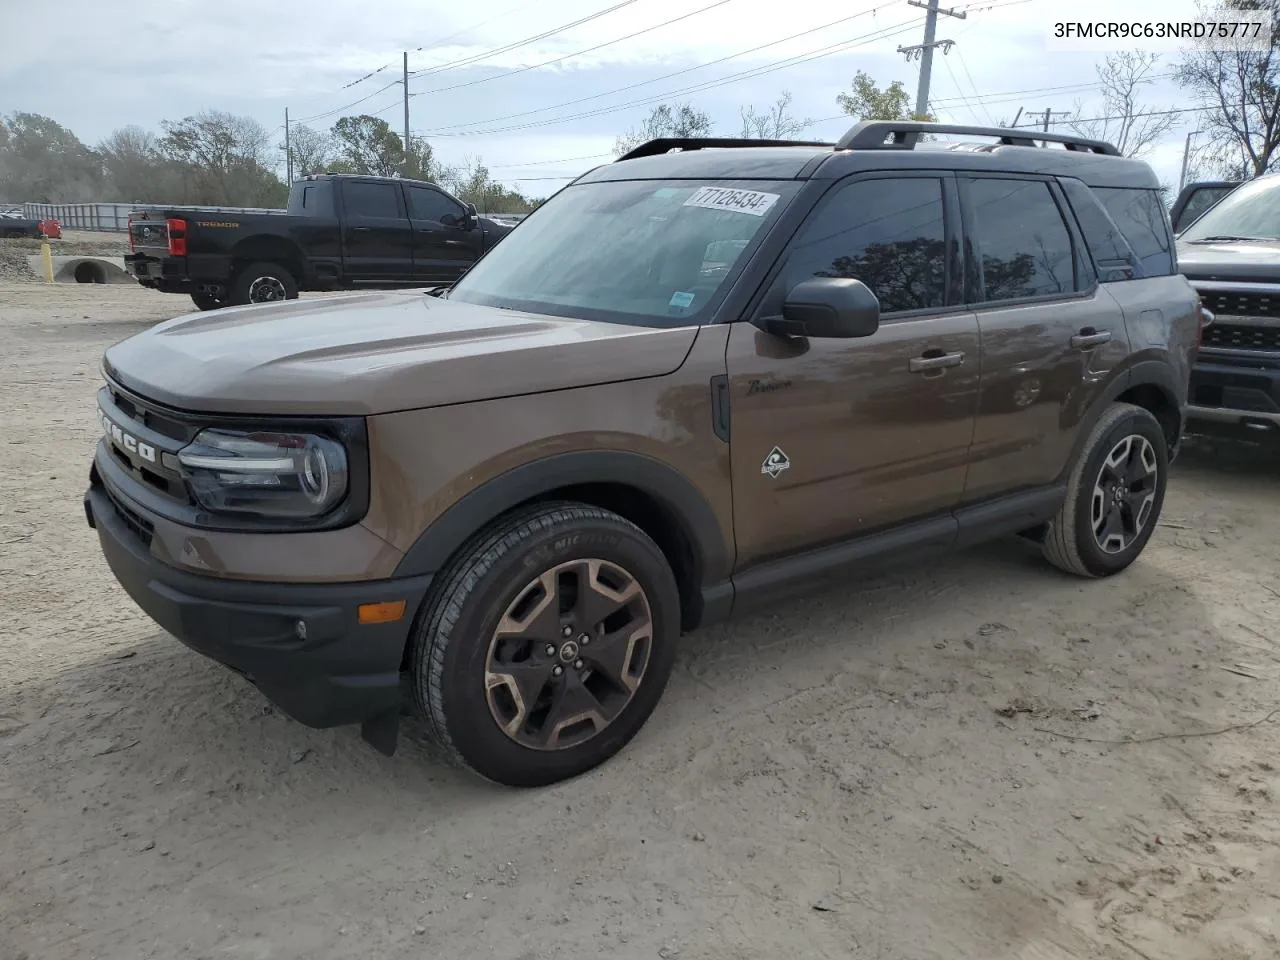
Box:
(726, 172, 981, 568)
(959, 175, 1126, 503)
(338, 180, 414, 281)
(404, 183, 483, 281)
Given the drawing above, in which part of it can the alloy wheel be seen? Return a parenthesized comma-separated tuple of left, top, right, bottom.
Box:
(247, 275, 287, 302)
(1090, 433, 1159, 554)
(484, 558, 653, 751)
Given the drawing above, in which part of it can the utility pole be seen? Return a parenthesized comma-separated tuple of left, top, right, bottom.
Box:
(1178, 130, 1196, 191)
(897, 0, 966, 120)
(284, 107, 293, 184)
(403, 51, 411, 177)
(1013, 107, 1071, 131)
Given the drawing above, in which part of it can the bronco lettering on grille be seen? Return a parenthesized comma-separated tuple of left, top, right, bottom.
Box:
(98, 407, 157, 464)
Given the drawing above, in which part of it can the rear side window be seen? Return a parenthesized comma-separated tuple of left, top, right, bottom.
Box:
(1094, 188, 1174, 277)
(966, 178, 1077, 301)
(783, 177, 948, 314)
(1057, 178, 1136, 282)
(342, 181, 402, 219)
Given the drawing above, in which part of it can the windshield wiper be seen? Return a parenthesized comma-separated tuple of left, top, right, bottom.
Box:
(1188, 234, 1280, 243)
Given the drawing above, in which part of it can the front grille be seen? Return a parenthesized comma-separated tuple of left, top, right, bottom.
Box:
(1202, 324, 1280, 352)
(109, 386, 196, 443)
(105, 485, 154, 548)
(1200, 290, 1280, 320)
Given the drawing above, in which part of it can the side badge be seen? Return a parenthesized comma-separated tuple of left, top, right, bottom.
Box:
(761, 446, 791, 479)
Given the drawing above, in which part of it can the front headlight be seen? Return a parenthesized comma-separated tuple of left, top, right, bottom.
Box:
(178, 428, 349, 518)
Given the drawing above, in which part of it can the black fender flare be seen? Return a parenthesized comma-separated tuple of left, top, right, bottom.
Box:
(1059, 360, 1184, 484)
(392, 451, 733, 592)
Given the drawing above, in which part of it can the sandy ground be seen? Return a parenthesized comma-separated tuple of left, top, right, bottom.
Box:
(2, 281, 1279, 960)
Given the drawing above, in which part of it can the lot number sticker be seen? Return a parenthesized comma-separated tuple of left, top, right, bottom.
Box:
(683, 187, 780, 217)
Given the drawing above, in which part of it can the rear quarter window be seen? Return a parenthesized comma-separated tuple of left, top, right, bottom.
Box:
(1093, 187, 1175, 277)
(1057, 178, 1138, 283)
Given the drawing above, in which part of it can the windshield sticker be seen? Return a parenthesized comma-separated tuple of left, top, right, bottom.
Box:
(669, 291, 696, 309)
(683, 187, 780, 217)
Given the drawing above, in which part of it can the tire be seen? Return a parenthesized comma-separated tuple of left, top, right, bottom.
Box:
(228, 261, 298, 306)
(409, 501, 681, 787)
(1042, 402, 1168, 578)
(190, 292, 227, 311)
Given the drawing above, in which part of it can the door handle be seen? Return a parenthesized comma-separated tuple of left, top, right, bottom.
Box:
(351, 226, 373, 232)
(909, 351, 965, 373)
(1070, 329, 1112, 349)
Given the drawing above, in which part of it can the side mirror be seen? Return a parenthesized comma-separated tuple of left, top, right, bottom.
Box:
(767, 277, 880, 339)
(464, 202, 479, 229)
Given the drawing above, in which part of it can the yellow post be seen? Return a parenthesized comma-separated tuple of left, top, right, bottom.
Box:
(40, 239, 55, 283)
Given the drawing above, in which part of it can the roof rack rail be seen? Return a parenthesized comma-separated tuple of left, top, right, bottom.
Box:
(836, 121, 1120, 156)
(616, 136, 834, 162)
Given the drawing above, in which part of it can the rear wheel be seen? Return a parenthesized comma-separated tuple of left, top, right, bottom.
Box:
(190, 292, 227, 311)
(409, 502, 680, 786)
(229, 261, 298, 306)
(1042, 402, 1168, 578)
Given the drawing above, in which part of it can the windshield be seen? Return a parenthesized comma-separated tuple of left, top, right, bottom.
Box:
(447, 178, 800, 326)
(1180, 176, 1280, 241)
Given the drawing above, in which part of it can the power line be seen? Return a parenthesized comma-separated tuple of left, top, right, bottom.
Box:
(416, 1, 907, 135)
(341, 0, 545, 89)
(302, 0, 643, 127)
(954, 49, 995, 124)
(412, 0, 736, 98)
(420, 15, 927, 138)
(408, 0, 644, 80)
(489, 153, 614, 168)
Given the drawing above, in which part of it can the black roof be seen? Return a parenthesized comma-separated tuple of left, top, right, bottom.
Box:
(579, 121, 1159, 190)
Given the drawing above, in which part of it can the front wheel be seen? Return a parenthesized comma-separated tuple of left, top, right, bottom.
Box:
(1042, 402, 1169, 578)
(229, 261, 298, 306)
(409, 502, 680, 787)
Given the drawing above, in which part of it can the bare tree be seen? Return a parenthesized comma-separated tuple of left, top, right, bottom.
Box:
(287, 124, 333, 178)
(614, 103, 712, 156)
(1068, 51, 1178, 157)
(739, 91, 814, 139)
(159, 111, 284, 206)
(1174, 0, 1280, 178)
(99, 126, 168, 202)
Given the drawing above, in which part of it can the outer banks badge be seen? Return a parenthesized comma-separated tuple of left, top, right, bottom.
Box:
(761, 446, 791, 479)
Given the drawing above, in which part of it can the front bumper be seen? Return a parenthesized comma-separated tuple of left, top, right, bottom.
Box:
(84, 480, 432, 732)
(1187, 350, 1280, 435)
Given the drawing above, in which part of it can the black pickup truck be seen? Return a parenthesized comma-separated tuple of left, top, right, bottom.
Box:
(124, 174, 516, 310)
(1175, 172, 1280, 439)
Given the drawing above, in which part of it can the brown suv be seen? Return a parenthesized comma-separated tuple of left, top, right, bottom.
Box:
(84, 122, 1203, 786)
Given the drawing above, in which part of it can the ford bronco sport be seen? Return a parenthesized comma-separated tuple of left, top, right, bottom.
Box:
(85, 122, 1202, 787)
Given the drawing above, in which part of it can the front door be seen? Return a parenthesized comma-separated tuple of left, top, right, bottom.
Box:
(339, 179, 414, 281)
(727, 173, 981, 569)
(404, 183, 482, 282)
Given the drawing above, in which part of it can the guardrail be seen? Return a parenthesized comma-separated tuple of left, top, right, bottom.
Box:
(21, 202, 286, 233)
(18, 201, 527, 233)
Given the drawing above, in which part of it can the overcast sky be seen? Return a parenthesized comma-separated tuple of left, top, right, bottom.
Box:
(0, 0, 1219, 194)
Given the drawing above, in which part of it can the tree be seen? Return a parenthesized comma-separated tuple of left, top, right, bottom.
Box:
(836, 71, 933, 121)
(158, 110, 285, 206)
(287, 124, 333, 179)
(99, 126, 172, 202)
(1174, 0, 1280, 178)
(1068, 51, 1178, 157)
(739, 91, 814, 139)
(0, 112, 102, 202)
(438, 157, 536, 214)
(614, 103, 713, 156)
(329, 115, 405, 177)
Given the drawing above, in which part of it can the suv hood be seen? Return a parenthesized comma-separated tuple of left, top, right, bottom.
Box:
(1177, 238, 1280, 281)
(103, 291, 699, 416)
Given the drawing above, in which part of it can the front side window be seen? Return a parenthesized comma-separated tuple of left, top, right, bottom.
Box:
(1179, 175, 1280, 242)
(1094, 187, 1174, 277)
(447, 179, 800, 327)
(967, 178, 1076, 302)
(782, 177, 948, 314)
(407, 185, 465, 224)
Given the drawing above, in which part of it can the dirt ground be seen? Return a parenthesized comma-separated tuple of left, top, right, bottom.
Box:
(2, 281, 1278, 960)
